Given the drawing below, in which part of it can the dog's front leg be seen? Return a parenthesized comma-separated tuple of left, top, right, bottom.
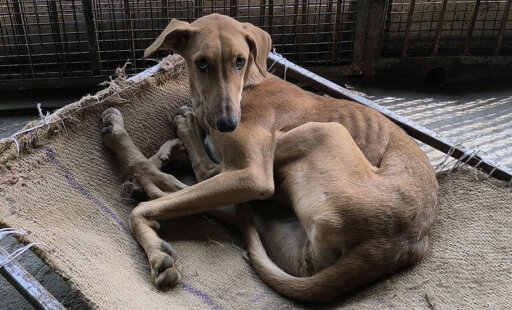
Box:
(102, 108, 187, 199)
(173, 106, 221, 181)
(130, 167, 274, 289)
(171, 106, 245, 227)
(130, 126, 276, 289)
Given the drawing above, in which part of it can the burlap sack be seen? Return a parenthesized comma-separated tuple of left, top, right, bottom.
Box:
(0, 55, 510, 309)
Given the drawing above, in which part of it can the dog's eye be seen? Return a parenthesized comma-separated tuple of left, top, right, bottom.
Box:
(235, 56, 246, 70)
(195, 59, 208, 72)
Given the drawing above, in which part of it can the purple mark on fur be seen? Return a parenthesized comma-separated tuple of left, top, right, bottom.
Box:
(44, 147, 132, 236)
(180, 283, 224, 310)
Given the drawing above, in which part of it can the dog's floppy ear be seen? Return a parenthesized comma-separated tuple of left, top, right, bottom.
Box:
(244, 23, 272, 77)
(144, 19, 195, 58)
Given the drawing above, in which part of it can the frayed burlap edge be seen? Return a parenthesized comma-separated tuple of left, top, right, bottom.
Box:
(437, 166, 512, 192)
(0, 54, 187, 168)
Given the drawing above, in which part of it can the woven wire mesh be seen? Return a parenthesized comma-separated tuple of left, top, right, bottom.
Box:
(382, 0, 512, 57)
(0, 0, 358, 84)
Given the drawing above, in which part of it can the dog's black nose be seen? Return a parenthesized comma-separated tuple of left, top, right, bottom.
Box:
(216, 116, 238, 133)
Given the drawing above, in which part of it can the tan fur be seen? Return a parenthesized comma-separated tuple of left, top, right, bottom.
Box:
(102, 14, 438, 301)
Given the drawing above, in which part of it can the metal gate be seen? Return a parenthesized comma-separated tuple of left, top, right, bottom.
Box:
(0, 0, 511, 90)
(0, 0, 358, 89)
(382, 0, 511, 57)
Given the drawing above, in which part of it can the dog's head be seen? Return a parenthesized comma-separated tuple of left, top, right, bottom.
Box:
(144, 14, 272, 133)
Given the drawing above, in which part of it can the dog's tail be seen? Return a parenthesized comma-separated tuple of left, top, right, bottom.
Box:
(238, 205, 398, 302)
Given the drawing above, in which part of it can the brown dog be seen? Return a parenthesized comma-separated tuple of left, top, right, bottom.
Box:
(101, 14, 438, 301)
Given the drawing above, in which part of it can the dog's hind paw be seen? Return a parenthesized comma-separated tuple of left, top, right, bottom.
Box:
(155, 139, 188, 165)
(120, 178, 148, 201)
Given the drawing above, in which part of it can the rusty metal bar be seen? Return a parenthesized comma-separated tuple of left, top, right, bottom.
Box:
(330, 0, 343, 62)
(124, 0, 136, 64)
(293, 0, 300, 38)
(47, 0, 68, 75)
(161, 0, 170, 33)
(11, 0, 28, 50)
(195, 0, 204, 18)
(432, 0, 448, 56)
(0, 247, 65, 310)
(361, 0, 387, 81)
(268, 0, 274, 36)
(162, 0, 169, 21)
(11, 0, 32, 76)
(267, 52, 512, 182)
(351, 0, 370, 72)
(494, 0, 512, 55)
(464, 0, 481, 55)
(401, 0, 416, 57)
(229, 0, 238, 18)
(81, 0, 101, 75)
(298, 0, 308, 63)
(322, 0, 335, 47)
(259, 0, 266, 28)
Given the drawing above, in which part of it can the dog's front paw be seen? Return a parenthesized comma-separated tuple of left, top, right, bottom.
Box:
(172, 106, 198, 138)
(150, 241, 181, 290)
(101, 107, 126, 142)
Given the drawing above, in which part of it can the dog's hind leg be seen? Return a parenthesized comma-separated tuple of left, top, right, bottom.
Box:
(148, 139, 190, 170)
(247, 122, 379, 277)
(120, 138, 191, 200)
(246, 200, 308, 276)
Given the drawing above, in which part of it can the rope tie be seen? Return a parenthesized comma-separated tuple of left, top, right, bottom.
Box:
(449, 149, 476, 173)
(0, 242, 49, 269)
(0, 228, 50, 269)
(435, 142, 460, 172)
(92, 95, 104, 109)
(11, 137, 20, 154)
(486, 167, 498, 179)
(37, 103, 51, 125)
(0, 228, 26, 240)
(268, 48, 288, 80)
(55, 115, 69, 136)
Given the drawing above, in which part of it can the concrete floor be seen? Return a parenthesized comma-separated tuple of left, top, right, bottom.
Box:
(0, 114, 37, 139)
(358, 79, 512, 169)
(1, 77, 511, 308)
